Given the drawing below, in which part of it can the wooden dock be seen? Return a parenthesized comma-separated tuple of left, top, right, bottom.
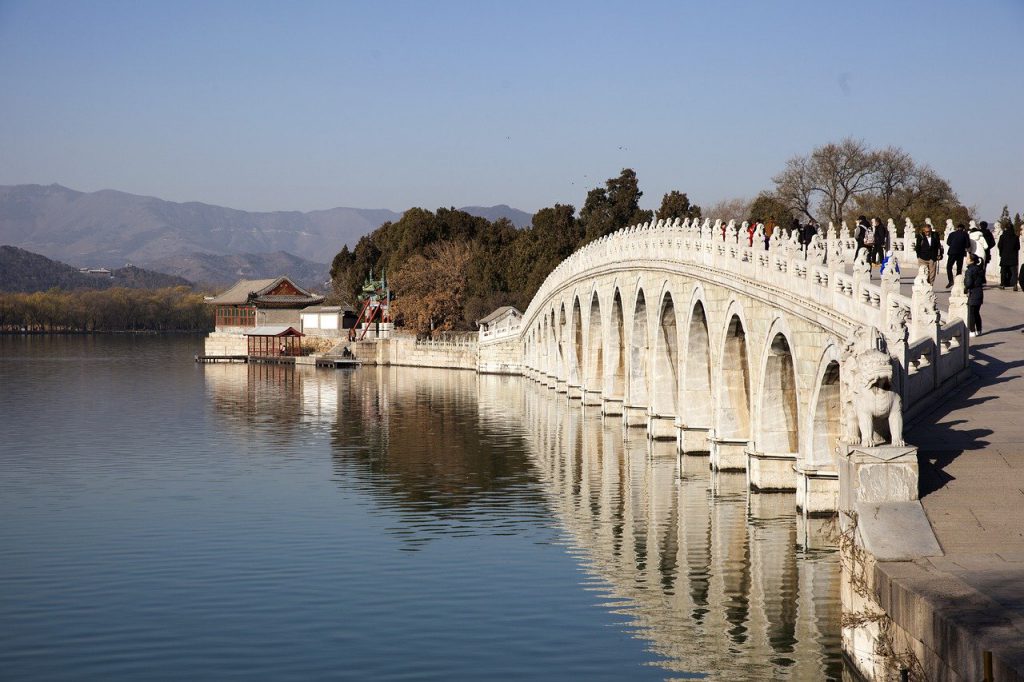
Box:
(195, 354, 360, 369)
(195, 354, 247, 363)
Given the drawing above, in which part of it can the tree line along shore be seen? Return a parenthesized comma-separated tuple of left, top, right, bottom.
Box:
(0, 287, 212, 333)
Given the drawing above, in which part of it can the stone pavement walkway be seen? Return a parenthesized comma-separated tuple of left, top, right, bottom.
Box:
(900, 278, 1024, 676)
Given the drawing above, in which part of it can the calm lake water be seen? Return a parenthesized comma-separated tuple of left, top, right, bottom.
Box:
(0, 335, 844, 680)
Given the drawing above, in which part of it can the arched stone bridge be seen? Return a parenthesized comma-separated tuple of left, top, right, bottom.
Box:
(482, 217, 972, 512)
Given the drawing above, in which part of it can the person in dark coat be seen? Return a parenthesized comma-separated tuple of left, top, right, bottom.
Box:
(997, 225, 1021, 290)
(964, 253, 985, 337)
(869, 217, 889, 266)
(945, 223, 970, 288)
(798, 221, 816, 257)
(915, 223, 943, 285)
(853, 215, 871, 263)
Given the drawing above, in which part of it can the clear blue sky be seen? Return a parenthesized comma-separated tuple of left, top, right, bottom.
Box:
(1, 0, 1021, 220)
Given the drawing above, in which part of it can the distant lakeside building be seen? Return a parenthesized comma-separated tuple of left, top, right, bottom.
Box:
(203, 276, 372, 357)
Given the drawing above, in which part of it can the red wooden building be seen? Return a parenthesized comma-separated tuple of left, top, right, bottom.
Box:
(207, 277, 324, 332)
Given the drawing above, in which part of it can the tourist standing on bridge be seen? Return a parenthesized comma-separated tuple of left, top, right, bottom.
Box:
(998, 224, 1020, 290)
(854, 216, 872, 263)
(869, 217, 889, 266)
(798, 221, 816, 257)
(915, 223, 943, 285)
(946, 223, 970, 288)
(964, 253, 985, 337)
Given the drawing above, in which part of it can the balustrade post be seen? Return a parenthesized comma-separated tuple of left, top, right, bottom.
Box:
(990, 222, 1004, 275)
(901, 218, 916, 263)
(942, 218, 954, 243)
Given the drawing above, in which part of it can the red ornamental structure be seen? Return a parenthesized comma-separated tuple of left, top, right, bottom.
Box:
(349, 269, 391, 341)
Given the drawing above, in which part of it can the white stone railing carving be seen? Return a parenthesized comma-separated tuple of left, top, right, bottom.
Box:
(479, 323, 521, 344)
(525, 218, 944, 336)
(520, 216, 970, 418)
(414, 334, 478, 350)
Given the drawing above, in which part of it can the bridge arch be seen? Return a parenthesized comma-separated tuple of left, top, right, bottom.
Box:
(571, 295, 583, 390)
(805, 343, 843, 469)
(651, 286, 680, 435)
(755, 318, 802, 459)
(585, 289, 604, 402)
(712, 300, 753, 470)
(549, 315, 556, 380)
(627, 286, 651, 421)
(541, 315, 549, 377)
(680, 287, 714, 453)
(605, 286, 627, 410)
(557, 303, 567, 384)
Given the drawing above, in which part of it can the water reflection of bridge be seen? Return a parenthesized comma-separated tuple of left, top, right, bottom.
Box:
(482, 373, 843, 680)
(207, 363, 844, 678)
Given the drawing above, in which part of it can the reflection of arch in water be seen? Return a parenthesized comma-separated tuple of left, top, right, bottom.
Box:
(624, 287, 649, 427)
(679, 292, 713, 455)
(711, 306, 751, 471)
(748, 495, 800, 663)
(517, 379, 842, 679)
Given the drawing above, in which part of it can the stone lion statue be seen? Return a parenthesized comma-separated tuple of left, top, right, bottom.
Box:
(842, 328, 906, 447)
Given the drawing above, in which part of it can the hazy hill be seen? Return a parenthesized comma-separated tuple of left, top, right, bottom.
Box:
(0, 184, 533, 267)
(145, 251, 330, 290)
(0, 245, 192, 293)
(458, 204, 533, 227)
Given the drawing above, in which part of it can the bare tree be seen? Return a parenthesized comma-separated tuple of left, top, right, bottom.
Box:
(809, 138, 880, 226)
(872, 146, 915, 217)
(771, 138, 968, 228)
(772, 154, 817, 222)
(705, 196, 752, 222)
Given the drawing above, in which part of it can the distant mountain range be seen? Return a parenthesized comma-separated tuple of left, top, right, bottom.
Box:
(0, 245, 192, 293)
(0, 184, 533, 270)
(145, 250, 330, 290)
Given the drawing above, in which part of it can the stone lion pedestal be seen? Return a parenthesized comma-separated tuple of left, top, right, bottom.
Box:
(837, 442, 943, 681)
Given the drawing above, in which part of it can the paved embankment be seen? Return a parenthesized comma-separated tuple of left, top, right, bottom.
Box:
(890, 279, 1024, 679)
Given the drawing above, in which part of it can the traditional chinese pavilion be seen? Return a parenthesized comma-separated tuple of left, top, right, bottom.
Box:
(207, 277, 324, 332)
(245, 326, 304, 357)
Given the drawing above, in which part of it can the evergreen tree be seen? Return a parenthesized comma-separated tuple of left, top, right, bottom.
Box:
(999, 205, 1012, 229)
(656, 190, 701, 222)
(578, 168, 653, 243)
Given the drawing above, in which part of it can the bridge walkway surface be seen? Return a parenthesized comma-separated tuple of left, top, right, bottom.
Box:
(895, 274, 1024, 677)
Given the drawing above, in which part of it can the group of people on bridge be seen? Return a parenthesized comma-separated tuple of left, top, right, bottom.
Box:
(717, 214, 1021, 341)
